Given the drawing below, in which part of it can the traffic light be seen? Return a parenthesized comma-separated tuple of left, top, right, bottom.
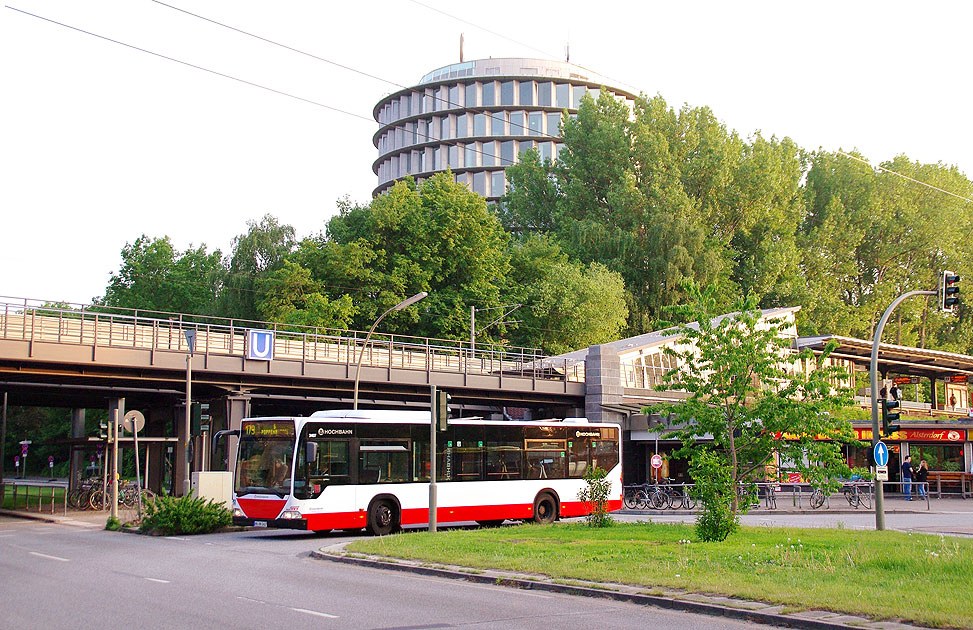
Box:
(435, 390, 450, 432)
(190, 402, 202, 435)
(941, 270, 960, 313)
(881, 398, 901, 436)
(99, 420, 109, 440)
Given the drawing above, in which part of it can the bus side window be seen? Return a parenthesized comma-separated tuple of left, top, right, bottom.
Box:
(568, 438, 588, 478)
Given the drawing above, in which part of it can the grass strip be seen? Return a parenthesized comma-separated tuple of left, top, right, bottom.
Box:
(1, 485, 65, 510)
(349, 522, 973, 629)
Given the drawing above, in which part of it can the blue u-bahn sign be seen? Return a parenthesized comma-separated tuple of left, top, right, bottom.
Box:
(873, 441, 889, 467)
(246, 329, 275, 361)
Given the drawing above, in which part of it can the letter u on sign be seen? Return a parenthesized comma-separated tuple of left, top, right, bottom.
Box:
(247, 329, 275, 361)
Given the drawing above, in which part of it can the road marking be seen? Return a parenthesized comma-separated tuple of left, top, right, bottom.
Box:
(165, 536, 188, 541)
(290, 607, 338, 619)
(29, 551, 69, 562)
(145, 578, 170, 583)
(0, 534, 15, 538)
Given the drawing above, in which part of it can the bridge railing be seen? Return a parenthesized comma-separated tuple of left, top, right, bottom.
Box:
(0, 297, 586, 383)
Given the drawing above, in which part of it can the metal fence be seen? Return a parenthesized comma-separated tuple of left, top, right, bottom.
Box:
(0, 297, 585, 383)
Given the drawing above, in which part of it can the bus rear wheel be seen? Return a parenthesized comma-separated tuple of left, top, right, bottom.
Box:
(532, 492, 558, 525)
(366, 499, 400, 536)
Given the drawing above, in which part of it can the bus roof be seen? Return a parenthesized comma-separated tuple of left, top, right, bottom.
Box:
(240, 410, 607, 427)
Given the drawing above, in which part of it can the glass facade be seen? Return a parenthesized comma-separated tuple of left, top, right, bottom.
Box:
(373, 59, 635, 202)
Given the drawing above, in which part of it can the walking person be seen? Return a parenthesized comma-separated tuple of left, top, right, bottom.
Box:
(890, 384, 900, 402)
(915, 459, 929, 499)
(901, 455, 914, 500)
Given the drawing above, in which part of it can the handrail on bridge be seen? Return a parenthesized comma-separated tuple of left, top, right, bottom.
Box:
(0, 296, 586, 383)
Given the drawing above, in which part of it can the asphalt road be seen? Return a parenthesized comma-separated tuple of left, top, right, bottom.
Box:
(0, 516, 781, 630)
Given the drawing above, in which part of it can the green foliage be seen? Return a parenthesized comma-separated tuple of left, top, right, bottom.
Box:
(309, 175, 512, 341)
(105, 516, 121, 531)
(506, 236, 628, 353)
(100, 235, 225, 315)
(221, 214, 297, 321)
(256, 261, 355, 329)
(140, 494, 232, 535)
(689, 450, 737, 542)
(651, 285, 857, 516)
(576, 466, 613, 528)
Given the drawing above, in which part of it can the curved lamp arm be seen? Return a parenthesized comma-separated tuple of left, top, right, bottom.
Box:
(352, 292, 428, 410)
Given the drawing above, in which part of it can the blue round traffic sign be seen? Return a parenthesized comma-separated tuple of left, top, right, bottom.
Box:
(873, 441, 889, 467)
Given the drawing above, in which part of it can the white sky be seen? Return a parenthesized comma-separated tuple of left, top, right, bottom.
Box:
(4, 0, 971, 306)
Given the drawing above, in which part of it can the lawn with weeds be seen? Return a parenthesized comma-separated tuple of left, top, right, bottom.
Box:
(1, 485, 65, 510)
(349, 522, 973, 629)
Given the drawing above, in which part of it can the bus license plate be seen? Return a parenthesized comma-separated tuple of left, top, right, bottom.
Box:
(253, 520, 267, 528)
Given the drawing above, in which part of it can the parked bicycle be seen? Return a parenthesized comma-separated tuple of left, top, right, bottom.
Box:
(809, 487, 827, 509)
(842, 481, 871, 509)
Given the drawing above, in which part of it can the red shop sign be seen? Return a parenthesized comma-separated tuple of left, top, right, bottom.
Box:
(854, 428, 966, 442)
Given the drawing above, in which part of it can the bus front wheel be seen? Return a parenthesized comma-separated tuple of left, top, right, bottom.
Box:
(367, 499, 400, 536)
(532, 492, 558, 525)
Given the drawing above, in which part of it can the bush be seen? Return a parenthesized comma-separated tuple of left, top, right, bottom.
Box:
(577, 466, 614, 528)
(690, 450, 738, 542)
(105, 516, 121, 531)
(140, 494, 232, 535)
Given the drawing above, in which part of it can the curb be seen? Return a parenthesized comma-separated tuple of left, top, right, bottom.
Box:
(309, 545, 928, 630)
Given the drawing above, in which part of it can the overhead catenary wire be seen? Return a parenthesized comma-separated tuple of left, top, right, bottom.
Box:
(149, 0, 572, 145)
(837, 151, 973, 205)
(6, 5, 535, 168)
(146, 1, 973, 209)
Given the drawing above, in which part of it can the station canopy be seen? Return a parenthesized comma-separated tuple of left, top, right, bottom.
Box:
(797, 335, 973, 382)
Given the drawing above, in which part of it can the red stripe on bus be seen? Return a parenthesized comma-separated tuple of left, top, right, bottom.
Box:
(237, 498, 286, 519)
(299, 499, 624, 532)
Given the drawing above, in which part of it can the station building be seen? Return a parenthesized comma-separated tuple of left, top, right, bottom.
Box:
(371, 57, 636, 203)
(556, 306, 973, 491)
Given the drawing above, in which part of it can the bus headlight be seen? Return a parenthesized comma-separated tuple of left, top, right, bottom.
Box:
(279, 509, 302, 520)
(233, 508, 244, 518)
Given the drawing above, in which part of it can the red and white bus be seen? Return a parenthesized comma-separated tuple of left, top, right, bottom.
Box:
(230, 410, 622, 534)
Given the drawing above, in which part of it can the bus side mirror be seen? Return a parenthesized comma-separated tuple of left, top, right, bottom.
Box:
(306, 441, 318, 463)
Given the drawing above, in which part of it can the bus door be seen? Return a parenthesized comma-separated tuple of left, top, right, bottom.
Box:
(296, 434, 354, 511)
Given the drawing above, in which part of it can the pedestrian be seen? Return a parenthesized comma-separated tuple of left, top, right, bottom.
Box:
(890, 384, 900, 401)
(901, 455, 914, 500)
(880, 385, 888, 399)
(915, 460, 929, 498)
(950, 393, 957, 409)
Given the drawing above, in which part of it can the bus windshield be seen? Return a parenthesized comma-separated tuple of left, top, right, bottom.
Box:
(236, 432, 294, 498)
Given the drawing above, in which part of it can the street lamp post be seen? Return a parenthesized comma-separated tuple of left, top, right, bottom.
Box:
(183, 329, 197, 497)
(870, 289, 936, 530)
(353, 292, 428, 410)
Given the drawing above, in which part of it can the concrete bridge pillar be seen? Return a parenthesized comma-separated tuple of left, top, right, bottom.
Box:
(584, 344, 624, 425)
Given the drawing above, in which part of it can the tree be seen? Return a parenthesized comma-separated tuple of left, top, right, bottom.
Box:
(101, 235, 225, 315)
(221, 214, 297, 321)
(507, 236, 628, 353)
(651, 286, 857, 541)
(308, 175, 512, 341)
(256, 261, 355, 330)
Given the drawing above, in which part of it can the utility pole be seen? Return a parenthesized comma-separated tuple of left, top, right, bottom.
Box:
(870, 290, 936, 530)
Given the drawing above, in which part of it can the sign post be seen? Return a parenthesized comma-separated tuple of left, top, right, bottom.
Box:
(651, 453, 663, 483)
(48, 455, 54, 481)
(124, 410, 146, 518)
(19, 440, 30, 479)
